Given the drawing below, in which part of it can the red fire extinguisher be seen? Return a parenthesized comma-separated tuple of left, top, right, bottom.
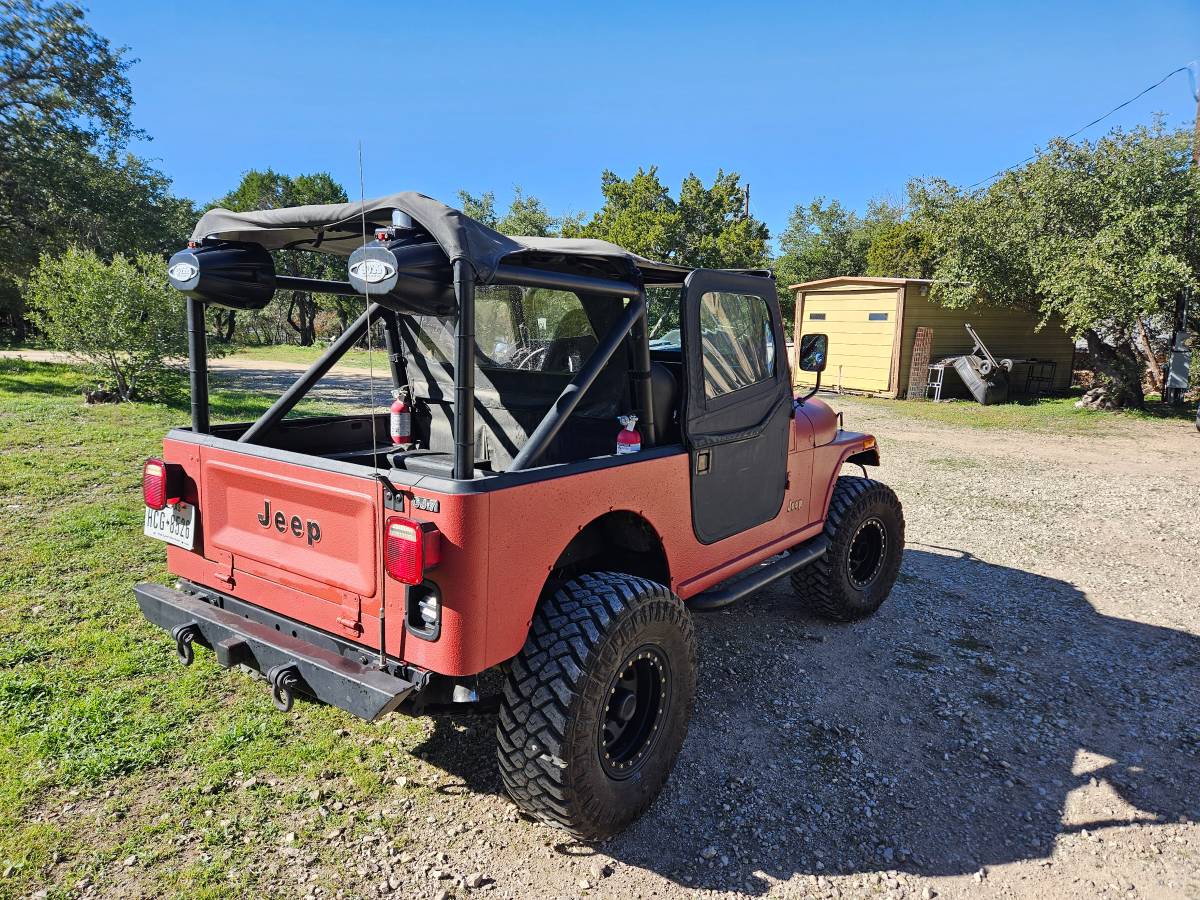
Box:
(616, 415, 641, 455)
(390, 388, 412, 447)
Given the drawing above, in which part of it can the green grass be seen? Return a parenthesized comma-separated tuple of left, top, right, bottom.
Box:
(843, 392, 1194, 433)
(0, 360, 425, 899)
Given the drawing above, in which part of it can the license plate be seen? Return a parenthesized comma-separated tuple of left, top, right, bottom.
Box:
(144, 503, 195, 550)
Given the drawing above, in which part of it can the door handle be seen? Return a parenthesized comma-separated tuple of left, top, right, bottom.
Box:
(694, 450, 711, 475)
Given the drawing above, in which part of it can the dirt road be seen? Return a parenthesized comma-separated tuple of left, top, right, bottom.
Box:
(0, 350, 382, 407)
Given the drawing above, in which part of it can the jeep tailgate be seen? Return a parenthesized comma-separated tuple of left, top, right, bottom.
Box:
(197, 444, 381, 639)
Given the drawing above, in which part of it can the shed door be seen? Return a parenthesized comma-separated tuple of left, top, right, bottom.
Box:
(797, 289, 899, 393)
(681, 271, 791, 545)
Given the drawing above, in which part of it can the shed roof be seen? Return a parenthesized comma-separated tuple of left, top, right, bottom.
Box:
(788, 276, 934, 292)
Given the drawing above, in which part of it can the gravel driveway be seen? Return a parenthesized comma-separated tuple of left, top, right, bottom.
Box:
(357, 398, 1198, 900)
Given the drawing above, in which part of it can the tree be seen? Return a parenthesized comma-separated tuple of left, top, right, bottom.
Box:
(565, 167, 769, 331)
(498, 186, 556, 237)
(1, 131, 194, 322)
(773, 198, 866, 294)
(866, 218, 936, 279)
(0, 1, 192, 338)
(25, 247, 218, 400)
(773, 197, 907, 289)
(211, 169, 348, 345)
(459, 187, 558, 237)
(456, 190, 498, 229)
(566, 166, 769, 267)
(0, 0, 136, 145)
(562, 166, 678, 261)
(676, 171, 770, 270)
(919, 122, 1198, 407)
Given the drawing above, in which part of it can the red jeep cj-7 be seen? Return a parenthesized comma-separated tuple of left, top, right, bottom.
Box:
(137, 193, 904, 839)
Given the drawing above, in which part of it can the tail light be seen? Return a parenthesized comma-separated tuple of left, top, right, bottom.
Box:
(384, 516, 442, 586)
(142, 458, 184, 510)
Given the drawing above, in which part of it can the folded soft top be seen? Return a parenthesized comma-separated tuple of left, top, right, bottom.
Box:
(191, 191, 696, 285)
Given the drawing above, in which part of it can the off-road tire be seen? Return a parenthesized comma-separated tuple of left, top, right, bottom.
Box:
(496, 571, 696, 840)
(791, 475, 904, 622)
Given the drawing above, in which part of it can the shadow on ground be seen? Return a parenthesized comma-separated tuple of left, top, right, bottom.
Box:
(410, 547, 1200, 894)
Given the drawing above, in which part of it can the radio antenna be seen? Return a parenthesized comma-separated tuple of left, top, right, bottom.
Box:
(357, 141, 379, 458)
(358, 141, 388, 670)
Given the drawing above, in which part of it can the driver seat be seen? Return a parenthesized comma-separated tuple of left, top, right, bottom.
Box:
(647, 362, 680, 444)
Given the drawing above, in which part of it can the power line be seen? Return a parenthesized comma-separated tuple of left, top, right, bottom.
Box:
(967, 64, 1194, 189)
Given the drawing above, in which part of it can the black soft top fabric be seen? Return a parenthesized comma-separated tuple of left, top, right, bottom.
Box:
(191, 191, 695, 284)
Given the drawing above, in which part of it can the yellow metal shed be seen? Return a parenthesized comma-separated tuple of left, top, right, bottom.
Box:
(790, 277, 1076, 398)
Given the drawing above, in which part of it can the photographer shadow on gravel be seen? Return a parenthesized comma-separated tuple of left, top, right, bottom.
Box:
(410, 546, 1199, 895)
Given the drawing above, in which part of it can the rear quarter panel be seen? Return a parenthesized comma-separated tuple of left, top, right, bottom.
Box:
(381, 489, 493, 677)
(484, 435, 824, 668)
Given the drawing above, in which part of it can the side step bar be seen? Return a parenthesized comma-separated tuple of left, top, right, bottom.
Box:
(689, 535, 830, 611)
(134, 582, 416, 721)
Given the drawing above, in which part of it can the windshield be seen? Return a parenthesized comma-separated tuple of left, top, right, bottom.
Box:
(474, 285, 599, 374)
(649, 328, 681, 350)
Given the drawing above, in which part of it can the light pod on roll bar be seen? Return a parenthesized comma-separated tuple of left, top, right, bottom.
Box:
(347, 244, 401, 296)
(167, 241, 276, 310)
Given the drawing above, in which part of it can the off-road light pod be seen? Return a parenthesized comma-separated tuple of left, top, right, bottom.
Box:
(384, 516, 442, 586)
(167, 241, 276, 310)
(347, 244, 401, 295)
(142, 458, 184, 510)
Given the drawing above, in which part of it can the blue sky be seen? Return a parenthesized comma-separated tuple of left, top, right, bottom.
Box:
(90, 0, 1199, 238)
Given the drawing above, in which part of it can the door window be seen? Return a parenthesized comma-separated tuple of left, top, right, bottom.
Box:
(698, 291, 775, 399)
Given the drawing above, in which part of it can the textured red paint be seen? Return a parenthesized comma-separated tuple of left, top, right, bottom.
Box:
(799, 397, 839, 447)
(160, 409, 876, 678)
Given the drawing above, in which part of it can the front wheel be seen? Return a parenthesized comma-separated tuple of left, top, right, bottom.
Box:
(792, 475, 905, 621)
(496, 572, 696, 840)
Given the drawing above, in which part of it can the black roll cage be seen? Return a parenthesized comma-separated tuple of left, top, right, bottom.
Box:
(185, 254, 658, 479)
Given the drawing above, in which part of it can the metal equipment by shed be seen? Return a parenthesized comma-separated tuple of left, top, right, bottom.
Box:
(790, 277, 1075, 399)
(924, 324, 1060, 404)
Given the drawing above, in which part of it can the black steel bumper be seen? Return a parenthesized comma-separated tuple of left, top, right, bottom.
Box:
(134, 582, 417, 721)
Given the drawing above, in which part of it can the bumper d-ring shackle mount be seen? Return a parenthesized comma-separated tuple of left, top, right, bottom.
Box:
(171, 622, 201, 666)
(266, 663, 302, 712)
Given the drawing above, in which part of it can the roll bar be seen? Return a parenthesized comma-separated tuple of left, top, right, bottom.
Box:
(182, 255, 655, 480)
(508, 288, 649, 472)
(452, 260, 475, 480)
(237, 303, 389, 444)
(187, 298, 210, 434)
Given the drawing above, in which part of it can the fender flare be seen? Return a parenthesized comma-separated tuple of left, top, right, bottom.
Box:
(545, 509, 671, 589)
(815, 440, 880, 522)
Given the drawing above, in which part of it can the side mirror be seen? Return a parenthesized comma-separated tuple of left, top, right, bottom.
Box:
(798, 333, 829, 373)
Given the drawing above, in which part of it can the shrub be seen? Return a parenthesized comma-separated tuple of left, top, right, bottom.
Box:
(25, 246, 215, 401)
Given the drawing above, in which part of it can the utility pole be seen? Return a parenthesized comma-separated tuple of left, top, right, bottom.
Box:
(1165, 80, 1199, 405)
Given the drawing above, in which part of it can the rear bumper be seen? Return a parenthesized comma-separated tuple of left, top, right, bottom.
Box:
(134, 582, 419, 721)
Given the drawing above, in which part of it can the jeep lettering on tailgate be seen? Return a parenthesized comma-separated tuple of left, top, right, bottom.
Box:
(257, 499, 321, 545)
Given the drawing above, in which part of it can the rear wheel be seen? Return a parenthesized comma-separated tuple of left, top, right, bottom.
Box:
(496, 571, 696, 840)
(791, 475, 904, 621)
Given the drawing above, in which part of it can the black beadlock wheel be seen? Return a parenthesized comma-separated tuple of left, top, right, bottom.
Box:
(598, 645, 671, 779)
(791, 475, 905, 622)
(496, 572, 696, 840)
